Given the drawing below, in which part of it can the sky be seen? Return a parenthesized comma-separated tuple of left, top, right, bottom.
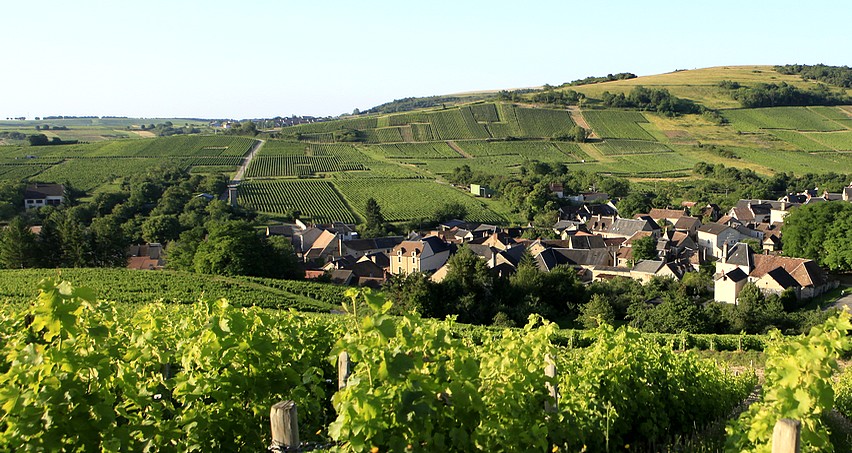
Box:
(2, 0, 850, 120)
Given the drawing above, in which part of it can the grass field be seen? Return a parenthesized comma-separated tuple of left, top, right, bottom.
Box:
(563, 65, 817, 110)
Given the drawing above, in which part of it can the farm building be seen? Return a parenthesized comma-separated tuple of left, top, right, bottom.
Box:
(24, 183, 64, 209)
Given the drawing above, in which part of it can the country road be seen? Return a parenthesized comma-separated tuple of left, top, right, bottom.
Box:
(232, 138, 264, 183)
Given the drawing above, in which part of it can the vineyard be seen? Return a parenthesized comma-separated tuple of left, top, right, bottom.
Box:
(458, 140, 580, 162)
(8, 281, 851, 451)
(245, 156, 366, 178)
(769, 130, 831, 151)
(278, 103, 579, 143)
(372, 142, 463, 159)
(333, 179, 506, 223)
(594, 139, 673, 155)
(804, 130, 852, 151)
(0, 269, 341, 312)
(582, 110, 657, 140)
(724, 106, 848, 132)
(238, 179, 357, 223)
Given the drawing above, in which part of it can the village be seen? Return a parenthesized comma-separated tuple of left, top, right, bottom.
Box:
(92, 179, 849, 307)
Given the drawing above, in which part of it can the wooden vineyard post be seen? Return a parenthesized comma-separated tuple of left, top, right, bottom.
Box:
(545, 354, 558, 413)
(338, 351, 351, 390)
(771, 418, 800, 453)
(270, 400, 299, 450)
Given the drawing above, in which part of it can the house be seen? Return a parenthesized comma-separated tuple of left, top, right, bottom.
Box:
(534, 247, 613, 273)
(647, 208, 688, 226)
(630, 260, 666, 283)
(266, 220, 308, 238)
(292, 227, 340, 263)
(843, 184, 852, 202)
(549, 183, 564, 198)
(340, 236, 404, 258)
(24, 183, 64, 209)
(698, 203, 721, 222)
(389, 236, 452, 276)
(592, 217, 659, 239)
(714, 268, 749, 304)
(713, 242, 834, 302)
(696, 223, 741, 259)
(673, 216, 702, 237)
(127, 242, 164, 270)
(559, 202, 619, 223)
(565, 192, 609, 204)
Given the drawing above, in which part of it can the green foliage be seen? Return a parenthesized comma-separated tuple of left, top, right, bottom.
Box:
(330, 289, 753, 452)
(600, 86, 702, 115)
(726, 81, 851, 108)
(631, 235, 658, 262)
(775, 64, 852, 88)
(578, 294, 615, 328)
(782, 202, 852, 270)
(0, 278, 338, 450)
(727, 313, 852, 452)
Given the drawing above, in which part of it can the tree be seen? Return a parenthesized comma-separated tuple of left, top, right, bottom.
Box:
(363, 198, 387, 238)
(440, 246, 495, 324)
(631, 235, 658, 263)
(823, 214, 852, 271)
(193, 220, 267, 277)
(578, 294, 615, 328)
(141, 215, 182, 244)
(569, 125, 588, 143)
(783, 202, 852, 269)
(265, 235, 302, 279)
(90, 215, 129, 267)
(434, 202, 467, 223)
(0, 217, 37, 268)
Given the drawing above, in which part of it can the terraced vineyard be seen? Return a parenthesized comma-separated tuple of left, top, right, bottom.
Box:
(238, 179, 356, 223)
(333, 179, 505, 223)
(583, 111, 656, 140)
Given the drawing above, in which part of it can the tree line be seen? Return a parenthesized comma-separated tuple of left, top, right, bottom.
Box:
(775, 64, 852, 88)
(720, 80, 851, 108)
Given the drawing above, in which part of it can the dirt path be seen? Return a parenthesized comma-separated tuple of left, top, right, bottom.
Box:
(232, 139, 264, 183)
(567, 106, 599, 139)
(446, 140, 472, 158)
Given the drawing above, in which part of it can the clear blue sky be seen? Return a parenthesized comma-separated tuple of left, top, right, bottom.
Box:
(2, 0, 849, 119)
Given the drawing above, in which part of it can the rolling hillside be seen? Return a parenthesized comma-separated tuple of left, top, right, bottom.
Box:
(1, 66, 850, 225)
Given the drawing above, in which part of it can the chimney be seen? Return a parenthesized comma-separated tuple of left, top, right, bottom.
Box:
(722, 242, 729, 263)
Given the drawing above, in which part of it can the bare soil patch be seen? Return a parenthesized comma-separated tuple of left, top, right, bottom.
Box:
(446, 140, 472, 158)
